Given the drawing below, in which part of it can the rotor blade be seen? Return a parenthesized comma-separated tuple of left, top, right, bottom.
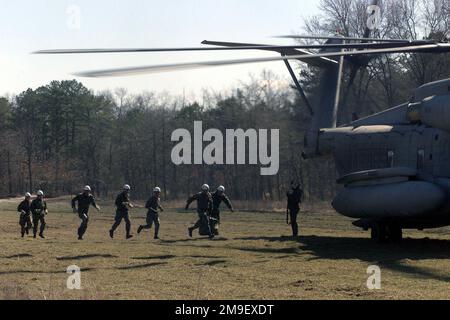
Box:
(32, 41, 429, 55)
(74, 43, 449, 78)
(275, 35, 420, 43)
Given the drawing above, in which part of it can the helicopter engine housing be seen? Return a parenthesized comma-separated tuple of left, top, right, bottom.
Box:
(408, 94, 450, 132)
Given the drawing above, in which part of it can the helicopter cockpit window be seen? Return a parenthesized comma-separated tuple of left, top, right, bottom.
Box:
(388, 150, 395, 168)
(417, 149, 425, 170)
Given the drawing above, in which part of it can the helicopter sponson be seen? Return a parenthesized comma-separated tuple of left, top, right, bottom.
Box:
(332, 167, 447, 219)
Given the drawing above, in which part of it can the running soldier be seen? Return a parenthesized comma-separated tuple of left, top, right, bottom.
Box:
(17, 193, 32, 238)
(137, 187, 164, 239)
(30, 190, 48, 239)
(71, 186, 100, 240)
(210, 186, 234, 235)
(186, 184, 214, 239)
(109, 184, 134, 240)
(286, 181, 303, 238)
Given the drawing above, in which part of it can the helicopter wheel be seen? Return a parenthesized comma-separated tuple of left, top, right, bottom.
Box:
(387, 223, 403, 242)
(371, 222, 388, 243)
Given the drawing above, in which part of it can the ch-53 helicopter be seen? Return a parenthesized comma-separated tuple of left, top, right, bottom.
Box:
(34, 0, 450, 242)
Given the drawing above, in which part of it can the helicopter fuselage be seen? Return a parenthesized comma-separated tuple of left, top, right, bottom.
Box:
(316, 79, 450, 231)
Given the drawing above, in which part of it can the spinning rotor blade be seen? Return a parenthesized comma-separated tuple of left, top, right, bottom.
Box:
(73, 43, 450, 78)
(274, 35, 426, 43)
(32, 41, 427, 55)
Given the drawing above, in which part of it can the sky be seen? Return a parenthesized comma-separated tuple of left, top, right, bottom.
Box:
(0, 0, 321, 98)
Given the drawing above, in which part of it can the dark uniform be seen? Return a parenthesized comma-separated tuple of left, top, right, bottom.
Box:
(71, 192, 98, 239)
(138, 195, 164, 239)
(110, 191, 132, 239)
(210, 191, 233, 235)
(17, 199, 32, 237)
(186, 192, 213, 238)
(287, 186, 303, 237)
(30, 198, 47, 238)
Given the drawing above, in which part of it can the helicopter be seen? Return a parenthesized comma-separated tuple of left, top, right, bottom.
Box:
(34, 0, 450, 242)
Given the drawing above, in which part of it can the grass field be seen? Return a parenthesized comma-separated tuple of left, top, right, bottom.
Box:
(2, 197, 450, 300)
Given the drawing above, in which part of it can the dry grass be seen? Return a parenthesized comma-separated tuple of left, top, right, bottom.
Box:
(1, 197, 450, 300)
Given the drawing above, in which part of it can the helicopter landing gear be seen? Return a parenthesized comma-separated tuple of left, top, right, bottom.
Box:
(370, 222, 403, 243)
(387, 223, 403, 242)
(371, 222, 387, 243)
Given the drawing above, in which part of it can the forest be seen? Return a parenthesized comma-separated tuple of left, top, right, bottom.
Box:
(0, 0, 449, 202)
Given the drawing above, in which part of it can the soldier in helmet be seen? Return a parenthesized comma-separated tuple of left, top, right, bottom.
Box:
(137, 187, 164, 239)
(30, 190, 48, 239)
(17, 193, 32, 238)
(71, 185, 101, 240)
(109, 184, 134, 240)
(186, 184, 214, 239)
(286, 181, 303, 238)
(210, 186, 234, 236)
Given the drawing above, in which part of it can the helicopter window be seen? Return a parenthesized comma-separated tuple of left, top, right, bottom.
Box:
(417, 149, 425, 170)
(387, 150, 395, 168)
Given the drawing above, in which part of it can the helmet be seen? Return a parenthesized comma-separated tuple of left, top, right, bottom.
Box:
(291, 180, 300, 190)
(25, 192, 32, 198)
(153, 187, 161, 193)
(217, 186, 225, 193)
(123, 184, 131, 191)
(201, 184, 210, 192)
(37, 190, 44, 196)
(84, 185, 91, 192)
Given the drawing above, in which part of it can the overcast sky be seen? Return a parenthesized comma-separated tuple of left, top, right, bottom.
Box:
(0, 0, 321, 98)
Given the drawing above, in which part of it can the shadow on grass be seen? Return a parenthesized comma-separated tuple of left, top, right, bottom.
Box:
(131, 255, 176, 260)
(56, 254, 118, 261)
(188, 255, 226, 259)
(235, 235, 450, 283)
(199, 260, 228, 266)
(0, 267, 95, 275)
(235, 246, 301, 255)
(236, 235, 450, 260)
(160, 237, 228, 244)
(1, 254, 33, 259)
(116, 262, 167, 270)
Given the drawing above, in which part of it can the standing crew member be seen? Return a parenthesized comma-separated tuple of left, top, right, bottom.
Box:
(186, 184, 214, 239)
(286, 181, 303, 238)
(71, 186, 100, 240)
(210, 186, 234, 235)
(30, 190, 48, 239)
(137, 187, 164, 239)
(109, 184, 134, 240)
(18, 193, 32, 238)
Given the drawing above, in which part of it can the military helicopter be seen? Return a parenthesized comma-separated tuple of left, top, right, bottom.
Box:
(34, 0, 450, 242)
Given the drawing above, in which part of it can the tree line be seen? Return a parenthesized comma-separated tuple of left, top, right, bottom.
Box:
(1, 0, 449, 203)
